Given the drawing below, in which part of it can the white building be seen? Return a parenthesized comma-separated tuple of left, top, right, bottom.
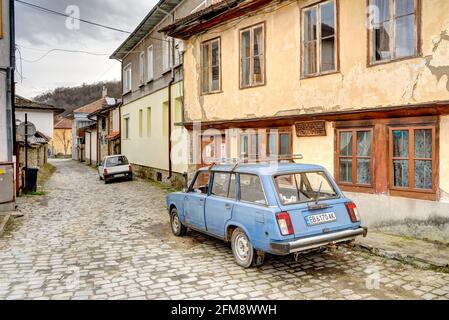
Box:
(0, 0, 15, 212)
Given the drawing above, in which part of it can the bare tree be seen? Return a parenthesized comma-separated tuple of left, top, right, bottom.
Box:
(55, 130, 71, 156)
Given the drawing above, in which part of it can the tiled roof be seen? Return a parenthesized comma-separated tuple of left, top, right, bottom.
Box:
(15, 95, 64, 113)
(54, 118, 73, 129)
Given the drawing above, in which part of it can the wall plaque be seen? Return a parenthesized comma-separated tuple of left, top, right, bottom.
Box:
(295, 121, 327, 137)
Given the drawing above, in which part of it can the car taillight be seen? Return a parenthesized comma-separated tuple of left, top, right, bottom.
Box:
(276, 212, 294, 236)
(129, 165, 132, 172)
(345, 202, 360, 223)
(104, 168, 108, 175)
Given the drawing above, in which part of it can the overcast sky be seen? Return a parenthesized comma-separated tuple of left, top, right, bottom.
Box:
(15, 0, 158, 98)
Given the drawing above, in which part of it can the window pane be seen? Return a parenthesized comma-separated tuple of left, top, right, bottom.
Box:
(192, 172, 210, 193)
(241, 31, 251, 58)
(253, 56, 263, 84)
(414, 129, 432, 159)
(395, 14, 416, 58)
(304, 7, 317, 41)
(321, 1, 335, 38)
(321, 36, 335, 72)
(339, 158, 352, 183)
(357, 159, 371, 184)
(240, 174, 266, 205)
(212, 66, 220, 91)
(304, 41, 317, 75)
(393, 160, 409, 187)
(250, 134, 259, 158)
(373, 21, 391, 61)
(268, 133, 277, 156)
(253, 27, 264, 56)
(414, 160, 432, 190)
(396, 0, 415, 16)
(229, 174, 237, 199)
(372, 0, 390, 23)
(339, 132, 353, 156)
(211, 173, 230, 198)
(240, 135, 248, 158)
(280, 133, 291, 156)
(357, 131, 371, 156)
(202, 44, 210, 93)
(393, 130, 409, 157)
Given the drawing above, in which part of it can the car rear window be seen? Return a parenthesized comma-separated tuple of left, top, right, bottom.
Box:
(239, 174, 266, 206)
(274, 171, 338, 205)
(106, 156, 129, 167)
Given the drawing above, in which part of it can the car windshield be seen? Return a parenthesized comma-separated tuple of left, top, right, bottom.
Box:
(274, 171, 339, 205)
(106, 156, 129, 167)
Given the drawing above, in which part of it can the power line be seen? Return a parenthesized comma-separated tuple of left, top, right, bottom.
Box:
(16, 46, 109, 63)
(15, 0, 132, 34)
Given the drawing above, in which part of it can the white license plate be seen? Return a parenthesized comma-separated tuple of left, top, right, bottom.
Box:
(115, 174, 125, 178)
(305, 212, 337, 226)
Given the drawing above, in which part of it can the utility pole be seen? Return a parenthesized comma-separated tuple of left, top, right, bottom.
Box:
(24, 113, 28, 192)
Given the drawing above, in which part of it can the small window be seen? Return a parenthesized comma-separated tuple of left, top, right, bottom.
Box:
(302, 0, 337, 77)
(147, 107, 152, 138)
(162, 36, 173, 71)
(369, 0, 418, 64)
(101, 117, 106, 131)
(201, 38, 221, 94)
(389, 126, 435, 192)
(240, 23, 265, 88)
(124, 117, 130, 139)
(211, 172, 231, 198)
(239, 133, 259, 161)
(337, 128, 373, 186)
(191, 171, 210, 194)
(267, 130, 292, 159)
(147, 46, 154, 81)
(239, 174, 266, 205)
(139, 52, 145, 85)
(138, 109, 143, 137)
(123, 64, 132, 93)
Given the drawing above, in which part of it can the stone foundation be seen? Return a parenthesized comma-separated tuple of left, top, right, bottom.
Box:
(131, 164, 187, 189)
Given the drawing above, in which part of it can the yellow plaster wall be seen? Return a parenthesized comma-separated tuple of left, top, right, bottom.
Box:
(183, 0, 449, 122)
(121, 82, 188, 174)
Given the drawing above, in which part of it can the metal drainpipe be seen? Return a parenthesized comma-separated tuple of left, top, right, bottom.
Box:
(10, 0, 16, 161)
(167, 13, 175, 180)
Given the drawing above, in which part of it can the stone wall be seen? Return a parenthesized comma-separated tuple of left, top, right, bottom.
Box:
(131, 163, 186, 189)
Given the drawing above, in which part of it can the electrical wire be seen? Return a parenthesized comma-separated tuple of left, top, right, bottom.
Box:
(15, 0, 132, 34)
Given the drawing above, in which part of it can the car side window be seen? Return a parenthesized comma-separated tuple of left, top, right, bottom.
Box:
(211, 173, 230, 198)
(239, 174, 266, 206)
(228, 174, 237, 200)
(190, 171, 210, 194)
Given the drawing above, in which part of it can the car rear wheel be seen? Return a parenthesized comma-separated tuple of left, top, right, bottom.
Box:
(231, 228, 265, 268)
(170, 208, 187, 237)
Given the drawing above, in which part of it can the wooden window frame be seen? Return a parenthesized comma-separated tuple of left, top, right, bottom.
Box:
(239, 22, 266, 89)
(367, 0, 422, 67)
(0, 0, 3, 39)
(201, 37, 222, 95)
(388, 125, 437, 198)
(335, 127, 375, 192)
(300, 0, 340, 79)
(266, 128, 293, 160)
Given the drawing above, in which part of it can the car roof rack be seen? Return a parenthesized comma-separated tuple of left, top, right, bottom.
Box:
(206, 154, 304, 173)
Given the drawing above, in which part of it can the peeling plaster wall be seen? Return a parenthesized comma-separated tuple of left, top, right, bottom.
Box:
(440, 115, 449, 203)
(183, 0, 449, 122)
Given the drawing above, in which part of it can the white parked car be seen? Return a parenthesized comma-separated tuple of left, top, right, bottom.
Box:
(98, 155, 133, 184)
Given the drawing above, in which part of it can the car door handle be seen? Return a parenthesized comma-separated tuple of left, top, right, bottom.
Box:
(224, 203, 232, 210)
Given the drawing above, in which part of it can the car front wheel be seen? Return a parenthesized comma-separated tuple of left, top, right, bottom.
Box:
(231, 228, 265, 268)
(170, 208, 187, 237)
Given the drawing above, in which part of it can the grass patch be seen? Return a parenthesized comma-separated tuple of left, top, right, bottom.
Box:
(145, 179, 181, 194)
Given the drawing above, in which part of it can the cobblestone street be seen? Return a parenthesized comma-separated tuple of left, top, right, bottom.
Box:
(0, 160, 448, 300)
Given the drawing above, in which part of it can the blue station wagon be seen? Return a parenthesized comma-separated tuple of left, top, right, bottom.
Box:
(166, 163, 368, 268)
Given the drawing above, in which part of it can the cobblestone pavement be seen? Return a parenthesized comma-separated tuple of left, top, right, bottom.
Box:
(0, 160, 448, 300)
